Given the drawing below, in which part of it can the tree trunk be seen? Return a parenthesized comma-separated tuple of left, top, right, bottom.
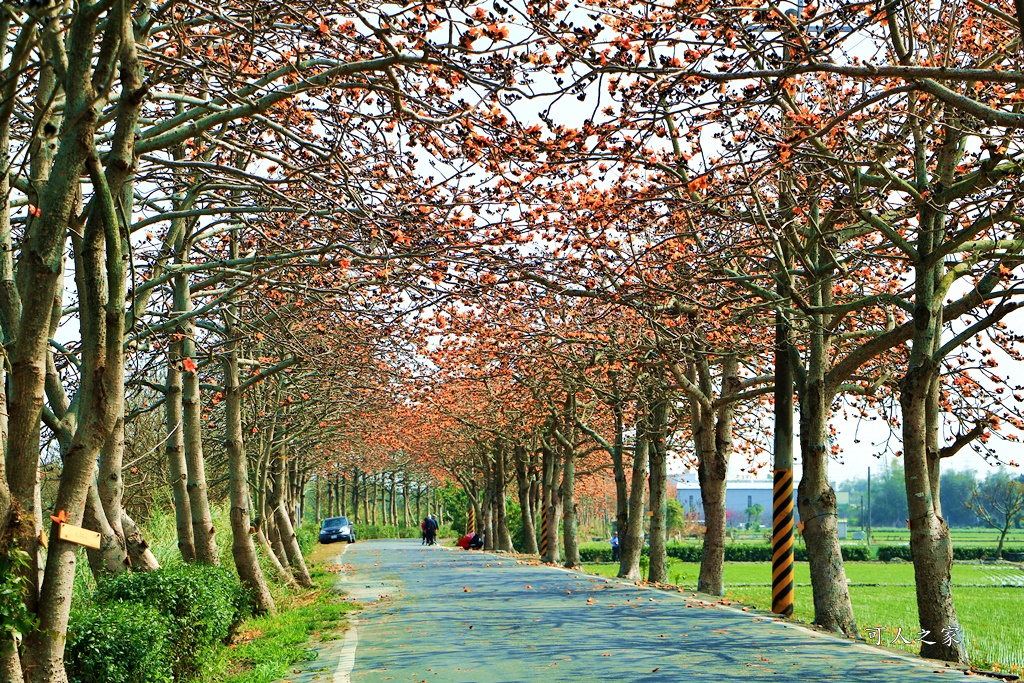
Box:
(618, 432, 648, 580)
(267, 505, 289, 568)
(314, 476, 321, 523)
(697, 464, 726, 595)
(91, 418, 129, 575)
(223, 321, 275, 614)
(494, 444, 514, 551)
(256, 521, 296, 585)
(647, 392, 669, 584)
(84, 482, 128, 576)
(561, 449, 579, 568)
(513, 445, 539, 554)
(273, 451, 312, 587)
(23, 72, 138, 677)
(482, 458, 494, 550)
(340, 475, 346, 517)
(352, 471, 360, 522)
(121, 510, 159, 571)
(414, 483, 421, 523)
(541, 444, 560, 564)
(610, 401, 628, 551)
(372, 475, 380, 524)
(165, 339, 196, 561)
(692, 360, 738, 596)
(6, 32, 73, 670)
(903, 357, 966, 662)
(176, 269, 218, 565)
(798, 379, 857, 633)
(402, 477, 411, 527)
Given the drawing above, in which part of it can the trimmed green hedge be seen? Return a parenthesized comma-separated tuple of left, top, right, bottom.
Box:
(580, 543, 871, 563)
(79, 563, 250, 681)
(877, 544, 1024, 562)
(66, 602, 172, 683)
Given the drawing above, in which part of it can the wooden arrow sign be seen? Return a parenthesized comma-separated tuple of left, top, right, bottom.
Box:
(57, 523, 102, 550)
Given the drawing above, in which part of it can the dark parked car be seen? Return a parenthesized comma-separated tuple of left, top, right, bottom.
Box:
(319, 516, 355, 544)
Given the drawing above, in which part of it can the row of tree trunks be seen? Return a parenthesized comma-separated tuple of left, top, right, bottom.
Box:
(512, 444, 539, 554)
(541, 439, 561, 564)
(618, 424, 647, 580)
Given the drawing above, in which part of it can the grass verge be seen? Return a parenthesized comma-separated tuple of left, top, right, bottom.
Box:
(198, 543, 358, 683)
(584, 560, 1024, 676)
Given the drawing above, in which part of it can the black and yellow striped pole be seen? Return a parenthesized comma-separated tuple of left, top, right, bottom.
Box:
(772, 467, 795, 615)
(467, 505, 476, 535)
(772, 299, 795, 617)
(540, 505, 549, 559)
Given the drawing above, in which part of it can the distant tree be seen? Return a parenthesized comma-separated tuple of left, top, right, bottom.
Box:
(939, 470, 980, 528)
(744, 503, 765, 531)
(874, 461, 910, 527)
(967, 472, 1024, 559)
(666, 499, 686, 539)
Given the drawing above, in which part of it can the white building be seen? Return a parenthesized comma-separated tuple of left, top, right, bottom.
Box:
(674, 473, 795, 528)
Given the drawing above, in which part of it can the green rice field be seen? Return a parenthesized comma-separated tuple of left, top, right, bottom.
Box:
(584, 560, 1024, 674)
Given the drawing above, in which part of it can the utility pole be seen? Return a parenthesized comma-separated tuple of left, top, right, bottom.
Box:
(770, 0, 855, 618)
(866, 467, 872, 546)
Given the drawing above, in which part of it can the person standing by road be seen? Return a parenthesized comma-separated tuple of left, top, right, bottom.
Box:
(424, 515, 438, 545)
(610, 532, 620, 562)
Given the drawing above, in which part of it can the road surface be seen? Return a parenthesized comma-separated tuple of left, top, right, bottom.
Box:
(284, 539, 962, 682)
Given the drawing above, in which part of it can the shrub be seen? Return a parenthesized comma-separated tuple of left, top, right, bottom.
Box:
(666, 543, 703, 562)
(875, 545, 1024, 562)
(296, 521, 318, 557)
(97, 563, 249, 680)
(0, 548, 36, 637)
(877, 545, 913, 562)
(579, 546, 613, 562)
(353, 524, 420, 539)
(66, 602, 172, 683)
(581, 541, 873, 565)
(839, 545, 871, 561)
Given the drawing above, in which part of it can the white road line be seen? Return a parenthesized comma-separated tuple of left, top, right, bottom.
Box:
(332, 614, 359, 683)
(333, 542, 358, 683)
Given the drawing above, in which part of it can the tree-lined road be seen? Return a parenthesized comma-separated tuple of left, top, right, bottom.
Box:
(288, 540, 961, 682)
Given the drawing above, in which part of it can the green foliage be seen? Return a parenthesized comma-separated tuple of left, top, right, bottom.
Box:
(838, 459, 909, 526)
(66, 602, 172, 683)
(876, 545, 913, 562)
(434, 485, 468, 533)
(505, 500, 523, 550)
(97, 563, 250, 680)
(296, 521, 318, 557)
(666, 499, 686, 533)
(0, 546, 37, 637)
(940, 470, 981, 527)
(744, 503, 764, 531)
(968, 471, 1024, 556)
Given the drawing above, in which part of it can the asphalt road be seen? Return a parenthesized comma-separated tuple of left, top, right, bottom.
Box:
(288, 539, 962, 683)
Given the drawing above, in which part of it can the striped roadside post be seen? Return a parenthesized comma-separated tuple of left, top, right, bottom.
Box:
(772, 299, 795, 617)
(467, 506, 476, 534)
(540, 506, 549, 559)
(772, 467, 795, 616)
